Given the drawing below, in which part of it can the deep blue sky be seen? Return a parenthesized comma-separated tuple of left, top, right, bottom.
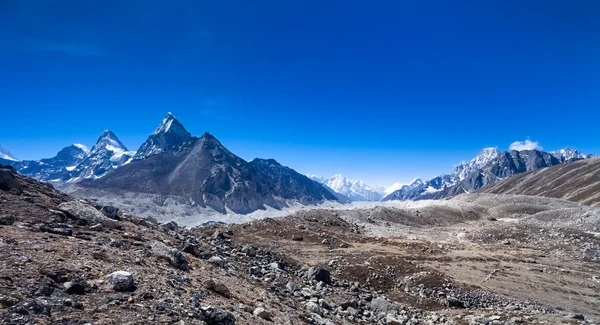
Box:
(1, 0, 599, 186)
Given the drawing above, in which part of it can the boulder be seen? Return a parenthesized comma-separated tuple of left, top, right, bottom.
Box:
(253, 307, 272, 321)
(151, 241, 189, 271)
(0, 168, 21, 192)
(241, 245, 256, 257)
(58, 201, 120, 229)
(99, 205, 120, 220)
(105, 271, 135, 292)
(307, 267, 331, 285)
(204, 279, 231, 298)
(63, 279, 89, 295)
(201, 306, 236, 325)
(0, 215, 15, 225)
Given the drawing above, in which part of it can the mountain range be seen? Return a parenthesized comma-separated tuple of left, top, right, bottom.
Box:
(1, 113, 595, 214)
(2, 131, 134, 183)
(383, 147, 594, 201)
(76, 114, 337, 214)
(308, 174, 385, 201)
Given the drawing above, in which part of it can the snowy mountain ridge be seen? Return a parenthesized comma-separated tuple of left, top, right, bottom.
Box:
(308, 174, 385, 201)
(0, 144, 18, 162)
(384, 146, 595, 202)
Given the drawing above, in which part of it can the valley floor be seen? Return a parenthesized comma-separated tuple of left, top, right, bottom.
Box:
(2, 167, 599, 325)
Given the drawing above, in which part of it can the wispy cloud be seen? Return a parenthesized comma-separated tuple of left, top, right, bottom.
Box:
(27, 40, 105, 57)
(509, 139, 543, 151)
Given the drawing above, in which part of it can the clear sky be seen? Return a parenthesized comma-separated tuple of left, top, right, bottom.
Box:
(1, 0, 599, 187)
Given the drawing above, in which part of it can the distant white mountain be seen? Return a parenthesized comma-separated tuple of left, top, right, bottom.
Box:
(384, 146, 595, 201)
(68, 130, 136, 182)
(308, 174, 385, 201)
(0, 144, 18, 162)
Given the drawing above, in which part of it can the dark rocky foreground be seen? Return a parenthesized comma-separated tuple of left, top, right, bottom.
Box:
(0, 165, 595, 324)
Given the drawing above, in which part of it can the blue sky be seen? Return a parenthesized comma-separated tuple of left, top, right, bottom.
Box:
(1, 0, 599, 187)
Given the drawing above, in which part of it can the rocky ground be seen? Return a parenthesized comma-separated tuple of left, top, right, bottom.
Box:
(1, 164, 599, 324)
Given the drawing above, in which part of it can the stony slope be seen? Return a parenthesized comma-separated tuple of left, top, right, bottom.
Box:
(477, 157, 600, 207)
(2, 166, 598, 324)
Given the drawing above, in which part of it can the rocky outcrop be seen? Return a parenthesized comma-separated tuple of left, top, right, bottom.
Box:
(57, 201, 120, 229)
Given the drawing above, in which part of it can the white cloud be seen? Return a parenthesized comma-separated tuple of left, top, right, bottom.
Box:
(509, 139, 543, 151)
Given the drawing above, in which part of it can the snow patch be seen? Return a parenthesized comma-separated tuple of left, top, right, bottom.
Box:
(73, 143, 90, 154)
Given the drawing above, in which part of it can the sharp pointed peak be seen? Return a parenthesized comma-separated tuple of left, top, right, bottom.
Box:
(153, 112, 190, 136)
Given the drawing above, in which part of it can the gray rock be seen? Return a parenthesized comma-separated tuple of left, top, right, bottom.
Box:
(286, 281, 299, 292)
(306, 301, 323, 315)
(105, 271, 135, 292)
(201, 305, 236, 325)
(0, 168, 21, 192)
(241, 245, 256, 257)
(99, 205, 120, 220)
(253, 307, 271, 320)
(310, 313, 335, 325)
(58, 201, 120, 229)
(307, 267, 331, 284)
(63, 279, 88, 295)
(0, 215, 15, 225)
(89, 223, 103, 231)
(370, 298, 394, 315)
(208, 256, 225, 268)
(151, 241, 189, 271)
(204, 279, 231, 298)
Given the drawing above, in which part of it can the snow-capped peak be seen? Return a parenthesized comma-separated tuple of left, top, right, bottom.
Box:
(0, 144, 18, 162)
(309, 173, 385, 201)
(153, 112, 189, 136)
(472, 147, 501, 166)
(384, 182, 405, 195)
(550, 147, 593, 162)
(73, 143, 90, 154)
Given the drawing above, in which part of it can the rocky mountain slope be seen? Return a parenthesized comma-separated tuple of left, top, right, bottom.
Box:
(384, 147, 594, 202)
(309, 174, 384, 201)
(7, 144, 89, 181)
(478, 157, 600, 207)
(77, 115, 337, 214)
(1, 165, 598, 324)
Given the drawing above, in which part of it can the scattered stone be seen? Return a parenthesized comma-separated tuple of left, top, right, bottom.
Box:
(99, 205, 120, 220)
(306, 301, 323, 315)
(105, 271, 136, 292)
(89, 223, 103, 231)
(241, 245, 257, 257)
(63, 279, 88, 295)
(208, 256, 225, 268)
(291, 235, 303, 241)
(35, 285, 54, 297)
(40, 224, 73, 236)
(253, 307, 272, 321)
(0, 215, 15, 225)
(151, 241, 189, 271)
(201, 306, 236, 325)
(307, 267, 331, 284)
(204, 279, 231, 298)
(286, 281, 299, 292)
